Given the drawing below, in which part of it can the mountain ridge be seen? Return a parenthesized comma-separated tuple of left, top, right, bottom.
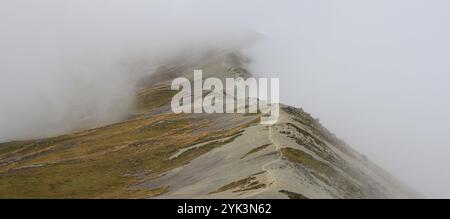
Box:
(0, 51, 419, 198)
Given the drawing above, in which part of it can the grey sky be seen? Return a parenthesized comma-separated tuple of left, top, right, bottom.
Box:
(1, 0, 449, 197)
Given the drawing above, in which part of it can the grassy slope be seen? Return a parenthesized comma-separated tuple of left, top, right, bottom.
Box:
(0, 83, 251, 198)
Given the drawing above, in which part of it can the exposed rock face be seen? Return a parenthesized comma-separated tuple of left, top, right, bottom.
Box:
(0, 52, 418, 198)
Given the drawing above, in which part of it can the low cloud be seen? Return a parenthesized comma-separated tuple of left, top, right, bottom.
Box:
(1, 0, 450, 198)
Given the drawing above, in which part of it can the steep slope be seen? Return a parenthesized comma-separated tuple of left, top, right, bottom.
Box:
(0, 52, 418, 198)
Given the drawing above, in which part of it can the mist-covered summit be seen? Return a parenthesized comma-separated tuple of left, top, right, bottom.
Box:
(0, 52, 419, 198)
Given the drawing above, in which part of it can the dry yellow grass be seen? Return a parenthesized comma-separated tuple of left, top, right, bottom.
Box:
(0, 81, 253, 198)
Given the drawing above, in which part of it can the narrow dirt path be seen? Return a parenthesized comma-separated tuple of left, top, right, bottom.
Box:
(243, 124, 284, 198)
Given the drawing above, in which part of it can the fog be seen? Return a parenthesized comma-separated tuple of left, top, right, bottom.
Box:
(1, 0, 449, 198)
(0, 0, 252, 140)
